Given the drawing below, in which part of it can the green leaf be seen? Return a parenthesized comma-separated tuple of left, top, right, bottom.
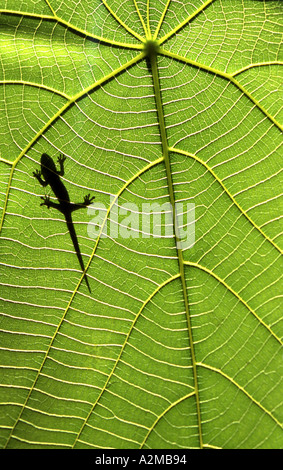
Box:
(0, 0, 282, 449)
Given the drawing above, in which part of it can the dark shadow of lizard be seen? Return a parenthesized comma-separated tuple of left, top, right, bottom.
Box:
(33, 153, 94, 293)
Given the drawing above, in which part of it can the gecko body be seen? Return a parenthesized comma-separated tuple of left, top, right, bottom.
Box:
(33, 153, 94, 292)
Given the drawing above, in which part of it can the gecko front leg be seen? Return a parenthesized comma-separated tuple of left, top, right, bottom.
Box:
(57, 154, 66, 176)
(33, 169, 48, 187)
(70, 193, 95, 212)
(83, 194, 95, 206)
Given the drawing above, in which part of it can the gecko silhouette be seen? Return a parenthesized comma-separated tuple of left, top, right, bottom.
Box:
(33, 153, 94, 292)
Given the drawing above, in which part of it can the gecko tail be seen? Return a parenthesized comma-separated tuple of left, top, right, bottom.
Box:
(65, 215, 91, 293)
(84, 273, 91, 293)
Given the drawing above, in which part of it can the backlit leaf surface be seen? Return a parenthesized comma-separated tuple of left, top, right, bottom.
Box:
(0, 0, 282, 449)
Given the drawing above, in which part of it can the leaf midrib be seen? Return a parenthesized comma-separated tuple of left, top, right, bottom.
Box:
(149, 46, 203, 448)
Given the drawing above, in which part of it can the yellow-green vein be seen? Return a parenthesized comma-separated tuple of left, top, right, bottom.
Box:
(72, 272, 181, 448)
(140, 390, 196, 448)
(0, 52, 145, 235)
(3, 153, 163, 448)
(159, 48, 283, 132)
(101, 0, 145, 42)
(169, 146, 282, 255)
(198, 362, 283, 428)
(0, 10, 144, 50)
(133, 0, 148, 38)
(78, 156, 165, 291)
(44, 0, 56, 16)
(231, 61, 283, 77)
(0, 80, 71, 100)
(158, 0, 215, 45)
(153, 0, 171, 40)
(184, 260, 282, 346)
